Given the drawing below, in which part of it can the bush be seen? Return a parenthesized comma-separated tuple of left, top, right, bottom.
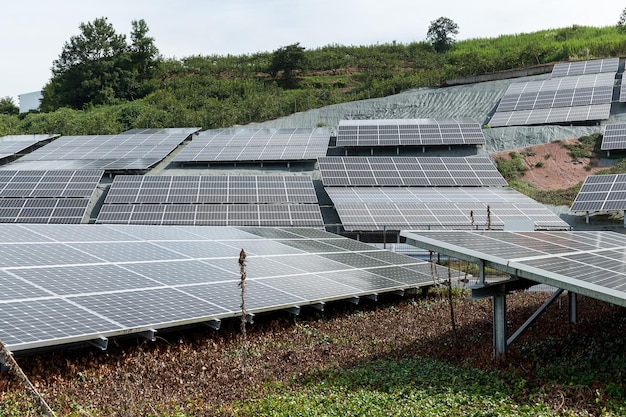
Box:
(496, 153, 527, 181)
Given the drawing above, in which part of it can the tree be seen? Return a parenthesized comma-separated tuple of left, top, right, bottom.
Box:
(618, 7, 626, 33)
(41, 17, 159, 111)
(129, 19, 160, 97)
(0, 97, 19, 115)
(269, 43, 307, 87)
(427, 17, 459, 53)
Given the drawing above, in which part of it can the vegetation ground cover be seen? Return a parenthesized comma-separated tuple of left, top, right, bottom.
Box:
(2, 25, 626, 136)
(1, 290, 625, 416)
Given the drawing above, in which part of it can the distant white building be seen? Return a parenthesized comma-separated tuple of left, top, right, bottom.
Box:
(18, 91, 42, 113)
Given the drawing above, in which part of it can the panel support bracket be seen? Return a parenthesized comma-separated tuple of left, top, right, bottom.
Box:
(286, 306, 301, 316)
(506, 288, 564, 349)
(139, 329, 157, 342)
(310, 302, 325, 312)
(363, 293, 378, 302)
(88, 337, 108, 351)
(205, 319, 221, 331)
(346, 296, 360, 305)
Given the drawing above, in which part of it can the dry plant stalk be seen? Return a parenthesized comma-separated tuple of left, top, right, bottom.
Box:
(486, 204, 492, 230)
(238, 248, 247, 375)
(0, 339, 56, 416)
(429, 250, 439, 287)
(447, 262, 457, 340)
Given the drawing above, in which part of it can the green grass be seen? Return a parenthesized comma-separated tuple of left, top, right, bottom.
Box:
(231, 356, 599, 416)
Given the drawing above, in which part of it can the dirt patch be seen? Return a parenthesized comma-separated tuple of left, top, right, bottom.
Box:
(491, 139, 606, 190)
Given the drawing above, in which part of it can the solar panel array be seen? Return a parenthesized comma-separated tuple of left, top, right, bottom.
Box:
(97, 203, 324, 226)
(0, 135, 57, 159)
(97, 175, 324, 227)
(489, 104, 611, 128)
(400, 230, 626, 308)
(601, 123, 626, 151)
(0, 170, 103, 198)
(0, 170, 103, 223)
(570, 174, 626, 212)
(551, 58, 619, 77)
(3, 133, 190, 171)
(0, 224, 440, 352)
(495, 73, 614, 113)
(318, 156, 506, 186)
(490, 70, 615, 127)
(325, 187, 570, 231)
(104, 175, 318, 204)
(335, 119, 485, 147)
(173, 128, 330, 163)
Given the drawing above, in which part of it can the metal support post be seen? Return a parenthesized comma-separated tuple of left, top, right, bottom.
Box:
(493, 293, 507, 358)
(478, 260, 485, 285)
(568, 292, 577, 324)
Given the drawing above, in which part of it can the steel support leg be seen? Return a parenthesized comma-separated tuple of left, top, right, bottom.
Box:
(568, 292, 577, 325)
(493, 293, 507, 358)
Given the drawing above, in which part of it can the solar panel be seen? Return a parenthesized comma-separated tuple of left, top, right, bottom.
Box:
(0, 198, 89, 224)
(104, 175, 318, 204)
(96, 203, 325, 227)
(495, 73, 614, 113)
(2, 133, 190, 171)
(0, 224, 439, 352)
(335, 119, 485, 147)
(0, 170, 103, 198)
(601, 123, 626, 150)
(488, 104, 611, 127)
(318, 156, 506, 187)
(570, 174, 626, 212)
(325, 187, 569, 231)
(551, 58, 619, 77)
(0, 170, 103, 223)
(490, 71, 615, 127)
(173, 128, 330, 163)
(0, 135, 57, 159)
(400, 230, 626, 308)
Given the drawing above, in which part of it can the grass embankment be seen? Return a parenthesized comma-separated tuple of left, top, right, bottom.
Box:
(2, 25, 626, 136)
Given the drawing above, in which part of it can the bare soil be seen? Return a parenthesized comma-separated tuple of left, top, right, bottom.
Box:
(491, 139, 606, 190)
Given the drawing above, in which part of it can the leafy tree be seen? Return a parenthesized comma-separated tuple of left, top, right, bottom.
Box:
(0, 97, 19, 115)
(41, 17, 159, 111)
(618, 7, 626, 33)
(269, 43, 307, 87)
(427, 17, 459, 53)
(129, 19, 160, 97)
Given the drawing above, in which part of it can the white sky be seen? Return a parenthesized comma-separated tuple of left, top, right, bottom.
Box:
(1, 0, 622, 103)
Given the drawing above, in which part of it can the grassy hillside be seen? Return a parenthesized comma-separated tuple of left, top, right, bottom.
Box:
(1, 25, 626, 136)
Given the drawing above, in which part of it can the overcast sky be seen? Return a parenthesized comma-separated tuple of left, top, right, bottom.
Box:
(1, 0, 622, 103)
